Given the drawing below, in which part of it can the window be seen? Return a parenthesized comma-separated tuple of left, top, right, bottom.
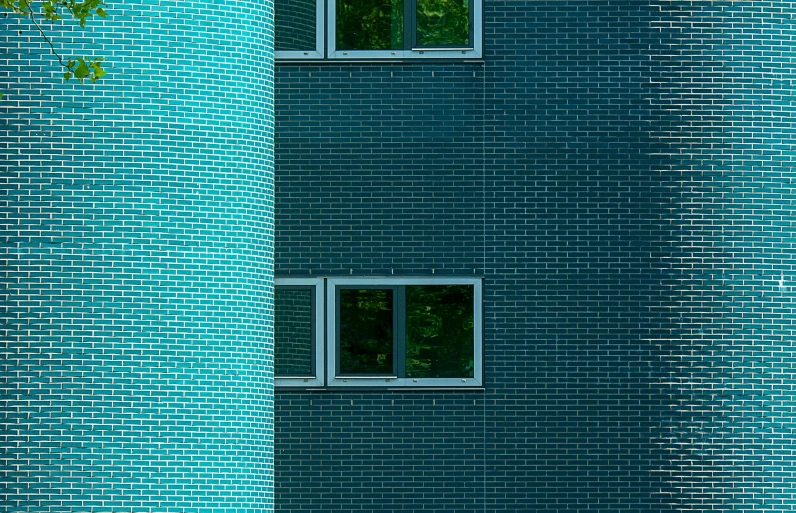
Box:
(274, 277, 483, 388)
(275, 0, 324, 58)
(275, 0, 483, 60)
(274, 278, 325, 386)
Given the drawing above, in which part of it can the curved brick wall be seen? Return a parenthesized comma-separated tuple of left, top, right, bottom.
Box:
(1, 2, 275, 511)
(656, 3, 796, 510)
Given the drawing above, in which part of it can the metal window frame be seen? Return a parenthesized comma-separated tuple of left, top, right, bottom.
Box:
(327, 277, 483, 388)
(275, 0, 483, 60)
(327, 0, 483, 59)
(274, 278, 325, 387)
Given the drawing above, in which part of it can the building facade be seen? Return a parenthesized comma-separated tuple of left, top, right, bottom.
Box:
(274, 1, 796, 512)
(2, 1, 796, 512)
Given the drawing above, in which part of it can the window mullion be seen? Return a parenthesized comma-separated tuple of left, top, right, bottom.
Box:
(395, 286, 406, 379)
(334, 283, 341, 377)
(323, 0, 329, 57)
(404, 0, 415, 51)
(469, 0, 475, 50)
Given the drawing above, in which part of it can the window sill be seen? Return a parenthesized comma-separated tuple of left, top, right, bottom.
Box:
(276, 386, 486, 393)
(275, 58, 485, 66)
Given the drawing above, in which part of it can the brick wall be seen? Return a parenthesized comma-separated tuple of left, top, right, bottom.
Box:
(275, 1, 796, 512)
(1, 1, 276, 511)
(275, 65, 486, 275)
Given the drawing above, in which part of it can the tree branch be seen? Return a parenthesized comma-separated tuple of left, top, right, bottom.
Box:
(21, 0, 71, 70)
(3, 0, 107, 84)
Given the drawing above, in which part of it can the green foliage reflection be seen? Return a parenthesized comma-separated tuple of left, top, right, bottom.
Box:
(336, 0, 404, 50)
(416, 0, 469, 47)
(339, 289, 394, 374)
(406, 285, 474, 378)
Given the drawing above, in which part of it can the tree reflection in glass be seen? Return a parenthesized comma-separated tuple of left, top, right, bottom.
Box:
(416, 0, 469, 47)
(406, 285, 474, 378)
(336, 0, 404, 50)
(339, 289, 394, 374)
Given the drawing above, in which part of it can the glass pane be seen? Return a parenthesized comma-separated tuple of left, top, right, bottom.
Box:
(275, 0, 317, 51)
(416, 0, 470, 47)
(339, 289, 394, 374)
(336, 0, 404, 50)
(406, 285, 474, 378)
(275, 288, 314, 376)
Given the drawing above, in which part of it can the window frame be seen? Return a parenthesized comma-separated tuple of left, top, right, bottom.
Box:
(326, 277, 483, 388)
(275, 0, 483, 60)
(274, 278, 325, 388)
(274, 0, 325, 59)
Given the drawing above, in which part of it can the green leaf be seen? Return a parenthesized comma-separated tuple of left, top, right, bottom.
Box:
(92, 63, 106, 79)
(42, 0, 60, 20)
(74, 60, 89, 79)
(96, 7, 105, 18)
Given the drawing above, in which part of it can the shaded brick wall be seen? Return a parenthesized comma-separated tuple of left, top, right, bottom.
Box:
(275, 65, 485, 275)
(275, 1, 796, 512)
(275, 64, 487, 513)
(1, 1, 276, 511)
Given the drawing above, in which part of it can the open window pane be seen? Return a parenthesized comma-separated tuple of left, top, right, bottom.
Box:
(275, 0, 319, 51)
(415, 0, 470, 47)
(339, 289, 394, 374)
(275, 288, 315, 377)
(406, 285, 474, 378)
(336, 0, 404, 50)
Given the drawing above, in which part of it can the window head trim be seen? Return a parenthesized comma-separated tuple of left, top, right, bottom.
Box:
(274, 278, 325, 387)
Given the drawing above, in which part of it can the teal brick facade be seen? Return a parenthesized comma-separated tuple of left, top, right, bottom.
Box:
(274, 1, 796, 512)
(3, 0, 796, 512)
(1, 1, 275, 511)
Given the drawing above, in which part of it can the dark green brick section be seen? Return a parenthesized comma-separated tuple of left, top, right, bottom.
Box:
(276, 394, 485, 511)
(275, 64, 485, 275)
(275, 1, 795, 512)
(1, 1, 276, 512)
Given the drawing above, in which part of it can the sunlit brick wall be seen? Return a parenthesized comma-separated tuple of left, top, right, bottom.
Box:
(1, 2, 276, 511)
